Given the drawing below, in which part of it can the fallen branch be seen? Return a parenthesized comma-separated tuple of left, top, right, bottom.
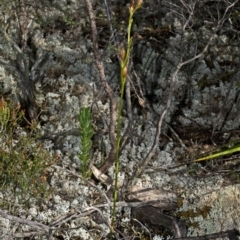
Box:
(174, 229, 240, 240)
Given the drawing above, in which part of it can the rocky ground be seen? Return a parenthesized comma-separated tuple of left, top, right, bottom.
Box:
(0, 0, 240, 239)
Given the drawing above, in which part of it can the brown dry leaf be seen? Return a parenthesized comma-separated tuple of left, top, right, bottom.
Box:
(128, 185, 177, 210)
(90, 163, 112, 185)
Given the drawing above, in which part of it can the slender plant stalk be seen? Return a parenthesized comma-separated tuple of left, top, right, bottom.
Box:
(111, 0, 142, 229)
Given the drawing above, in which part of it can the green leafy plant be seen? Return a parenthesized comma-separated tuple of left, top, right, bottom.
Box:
(78, 107, 94, 178)
(0, 97, 55, 209)
(63, 16, 78, 27)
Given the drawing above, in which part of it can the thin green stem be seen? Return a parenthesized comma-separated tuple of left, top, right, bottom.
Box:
(111, 1, 142, 230)
(112, 81, 125, 226)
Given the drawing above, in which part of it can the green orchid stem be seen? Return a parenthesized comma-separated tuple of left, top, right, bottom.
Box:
(111, 77, 125, 227)
(111, 2, 141, 230)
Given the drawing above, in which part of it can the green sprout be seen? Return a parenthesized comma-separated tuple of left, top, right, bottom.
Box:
(78, 107, 94, 178)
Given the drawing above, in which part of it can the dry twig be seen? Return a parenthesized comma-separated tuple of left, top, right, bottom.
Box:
(84, 0, 117, 174)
